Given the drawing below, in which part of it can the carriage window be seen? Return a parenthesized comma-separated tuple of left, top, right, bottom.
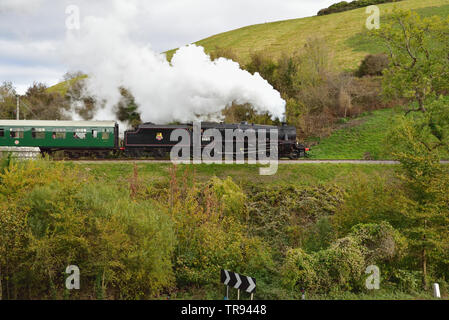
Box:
(73, 132, 86, 139)
(73, 128, 86, 139)
(92, 130, 98, 138)
(10, 128, 24, 138)
(32, 128, 45, 139)
(102, 132, 109, 140)
(0, 129, 4, 137)
(52, 128, 66, 139)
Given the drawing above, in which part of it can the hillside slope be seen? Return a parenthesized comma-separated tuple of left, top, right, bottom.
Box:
(308, 108, 396, 160)
(166, 0, 449, 70)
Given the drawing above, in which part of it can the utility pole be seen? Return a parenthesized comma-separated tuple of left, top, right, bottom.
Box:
(16, 95, 20, 120)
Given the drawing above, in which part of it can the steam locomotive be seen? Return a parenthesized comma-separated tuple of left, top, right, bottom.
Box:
(0, 120, 308, 159)
(125, 122, 308, 159)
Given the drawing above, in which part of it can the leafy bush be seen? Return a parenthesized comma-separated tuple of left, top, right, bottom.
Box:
(281, 236, 365, 293)
(247, 183, 344, 256)
(357, 54, 389, 77)
(281, 222, 404, 293)
(390, 269, 422, 293)
(350, 221, 406, 265)
(281, 248, 319, 292)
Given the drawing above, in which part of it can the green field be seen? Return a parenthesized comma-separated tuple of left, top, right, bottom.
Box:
(166, 0, 449, 71)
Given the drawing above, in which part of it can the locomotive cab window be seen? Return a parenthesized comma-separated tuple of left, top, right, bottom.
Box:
(0, 128, 4, 137)
(32, 128, 45, 139)
(10, 128, 24, 138)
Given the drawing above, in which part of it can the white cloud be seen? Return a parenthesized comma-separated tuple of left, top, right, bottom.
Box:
(0, 39, 60, 65)
(0, 0, 44, 13)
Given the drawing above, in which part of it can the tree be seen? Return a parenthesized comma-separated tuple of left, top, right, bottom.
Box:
(115, 87, 142, 128)
(377, 11, 449, 288)
(371, 9, 449, 113)
(0, 82, 17, 119)
(23, 82, 70, 120)
(388, 97, 449, 289)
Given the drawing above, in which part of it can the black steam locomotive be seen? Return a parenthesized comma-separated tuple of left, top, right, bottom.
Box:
(124, 122, 308, 159)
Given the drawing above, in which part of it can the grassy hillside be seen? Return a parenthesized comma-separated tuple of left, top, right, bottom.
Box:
(308, 108, 397, 160)
(166, 0, 449, 71)
(46, 74, 86, 96)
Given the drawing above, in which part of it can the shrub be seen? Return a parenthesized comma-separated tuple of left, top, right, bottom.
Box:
(281, 236, 365, 293)
(247, 183, 344, 255)
(209, 46, 239, 62)
(350, 221, 406, 265)
(281, 248, 319, 292)
(316, 236, 366, 291)
(209, 176, 247, 221)
(281, 222, 404, 293)
(357, 54, 390, 77)
(390, 269, 422, 293)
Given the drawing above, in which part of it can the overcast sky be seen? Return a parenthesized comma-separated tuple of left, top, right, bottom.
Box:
(0, 0, 338, 94)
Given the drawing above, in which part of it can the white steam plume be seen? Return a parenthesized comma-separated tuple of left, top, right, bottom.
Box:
(64, 1, 285, 124)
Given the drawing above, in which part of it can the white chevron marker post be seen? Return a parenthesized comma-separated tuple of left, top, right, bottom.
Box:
(221, 269, 256, 300)
(247, 277, 256, 293)
(234, 274, 242, 289)
(223, 270, 230, 285)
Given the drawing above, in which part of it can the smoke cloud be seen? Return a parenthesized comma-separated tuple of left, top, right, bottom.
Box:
(64, 0, 285, 124)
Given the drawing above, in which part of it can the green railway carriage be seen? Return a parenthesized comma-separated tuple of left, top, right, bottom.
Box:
(0, 120, 119, 158)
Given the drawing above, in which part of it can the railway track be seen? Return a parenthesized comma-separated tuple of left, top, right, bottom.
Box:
(65, 159, 412, 164)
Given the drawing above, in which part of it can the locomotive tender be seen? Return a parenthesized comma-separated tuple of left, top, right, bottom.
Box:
(0, 120, 308, 159)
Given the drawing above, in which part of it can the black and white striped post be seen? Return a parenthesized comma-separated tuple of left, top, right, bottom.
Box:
(221, 269, 256, 300)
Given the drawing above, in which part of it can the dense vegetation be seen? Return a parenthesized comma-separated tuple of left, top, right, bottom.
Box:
(1, 158, 448, 299)
(317, 0, 403, 16)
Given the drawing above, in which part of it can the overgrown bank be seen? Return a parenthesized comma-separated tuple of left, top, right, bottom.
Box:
(1, 159, 448, 300)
